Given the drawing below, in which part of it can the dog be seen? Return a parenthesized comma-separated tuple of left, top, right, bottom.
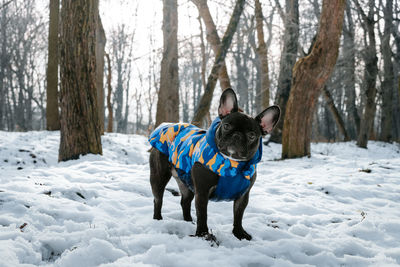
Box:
(148, 88, 280, 241)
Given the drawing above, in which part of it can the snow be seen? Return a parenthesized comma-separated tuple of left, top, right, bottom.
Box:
(1, 130, 400, 267)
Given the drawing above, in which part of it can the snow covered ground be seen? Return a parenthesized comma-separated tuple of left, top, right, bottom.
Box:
(0, 130, 399, 267)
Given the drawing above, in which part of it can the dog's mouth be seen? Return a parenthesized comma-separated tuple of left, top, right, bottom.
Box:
(219, 147, 249, 161)
(220, 152, 248, 161)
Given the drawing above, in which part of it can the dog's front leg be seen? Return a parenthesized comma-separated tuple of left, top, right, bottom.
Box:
(232, 174, 256, 240)
(191, 163, 218, 237)
(194, 189, 209, 236)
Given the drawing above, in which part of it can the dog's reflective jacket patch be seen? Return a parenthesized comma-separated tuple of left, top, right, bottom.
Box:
(148, 118, 262, 201)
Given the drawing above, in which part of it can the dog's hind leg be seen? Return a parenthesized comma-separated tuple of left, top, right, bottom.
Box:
(150, 149, 171, 220)
(174, 177, 194, 221)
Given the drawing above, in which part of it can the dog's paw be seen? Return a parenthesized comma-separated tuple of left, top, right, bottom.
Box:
(153, 214, 163, 220)
(193, 231, 220, 247)
(183, 214, 193, 222)
(232, 227, 252, 240)
(195, 229, 209, 237)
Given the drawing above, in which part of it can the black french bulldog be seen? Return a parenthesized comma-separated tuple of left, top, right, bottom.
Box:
(149, 88, 280, 241)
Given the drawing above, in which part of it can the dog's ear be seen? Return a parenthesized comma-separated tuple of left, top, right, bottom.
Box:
(255, 105, 281, 135)
(218, 88, 238, 118)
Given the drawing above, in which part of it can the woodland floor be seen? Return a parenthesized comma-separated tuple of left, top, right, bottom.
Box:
(0, 131, 400, 266)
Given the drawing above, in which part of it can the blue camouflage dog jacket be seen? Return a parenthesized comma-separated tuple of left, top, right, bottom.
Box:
(148, 117, 262, 201)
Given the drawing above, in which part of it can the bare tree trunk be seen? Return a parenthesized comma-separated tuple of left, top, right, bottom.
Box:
(234, 25, 249, 112)
(26, 83, 34, 131)
(0, 9, 5, 130)
(270, 0, 299, 143)
(390, 11, 400, 141)
(198, 14, 206, 90)
(123, 70, 131, 133)
(191, 0, 231, 90)
(323, 105, 334, 141)
(379, 0, 394, 142)
(255, 0, 270, 109)
(113, 28, 124, 133)
(105, 53, 113, 133)
(123, 33, 134, 133)
(115, 72, 123, 132)
(343, 2, 359, 139)
(155, 0, 179, 127)
(282, 0, 345, 159)
(355, 0, 378, 148)
(16, 80, 25, 131)
(246, 6, 273, 114)
(322, 86, 350, 141)
(14, 34, 31, 131)
(96, 15, 106, 135)
(398, 77, 400, 130)
(59, 0, 102, 161)
(145, 36, 157, 133)
(110, 24, 134, 133)
(46, 0, 60, 130)
(191, 0, 245, 126)
(187, 36, 201, 122)
(8, 75, 17, 130)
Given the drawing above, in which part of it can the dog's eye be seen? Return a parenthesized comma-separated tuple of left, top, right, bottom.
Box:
(222, 123, 231, 131)
(247, 132, 257, 142)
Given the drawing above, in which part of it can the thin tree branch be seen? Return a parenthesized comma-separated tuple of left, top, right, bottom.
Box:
(191, 0, 246, 126)
(0, 0, 14, 10)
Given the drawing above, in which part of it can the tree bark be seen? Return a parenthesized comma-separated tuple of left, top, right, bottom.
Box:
(105, 53, 113, 133)
(96, 15, 106, 135)
(355, 0, 378, 148)
(46, 0, 60, 130)
(155, 0, 179, 127)
(198, 14, 206, 90)
(0, 8, 6, 129)
(390, 13, 400, 141)
(270, 0, 299, 143)
(379, 0, 394, 142)
(191, 0, 245, 126)
(234, 25, 250, 113)
(343, 2, 359, 139)
(191, 0, 231, 90)
(254, 0, 270, 109)
(322, 86, 350, 141)
(282, 0, 345, 159)
(59, 0, 102, 161)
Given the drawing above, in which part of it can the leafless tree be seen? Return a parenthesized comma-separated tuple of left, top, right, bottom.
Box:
(354, 0, 378, 148)
(379, 0, 395, 142)
(46, 0, 60, 131)
(191, 0, 232, 90)
(270, 0, 299, 143)
(58, 0, 102, 161)
(0, 0, 46, 131)
(109, 24, 135, 133)
(282, 0, 346, 159)
(192, 0, 246, 126)
(155, 0, 180, 127)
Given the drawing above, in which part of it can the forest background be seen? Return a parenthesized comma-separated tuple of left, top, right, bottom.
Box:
(0, 0, 399, 153)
